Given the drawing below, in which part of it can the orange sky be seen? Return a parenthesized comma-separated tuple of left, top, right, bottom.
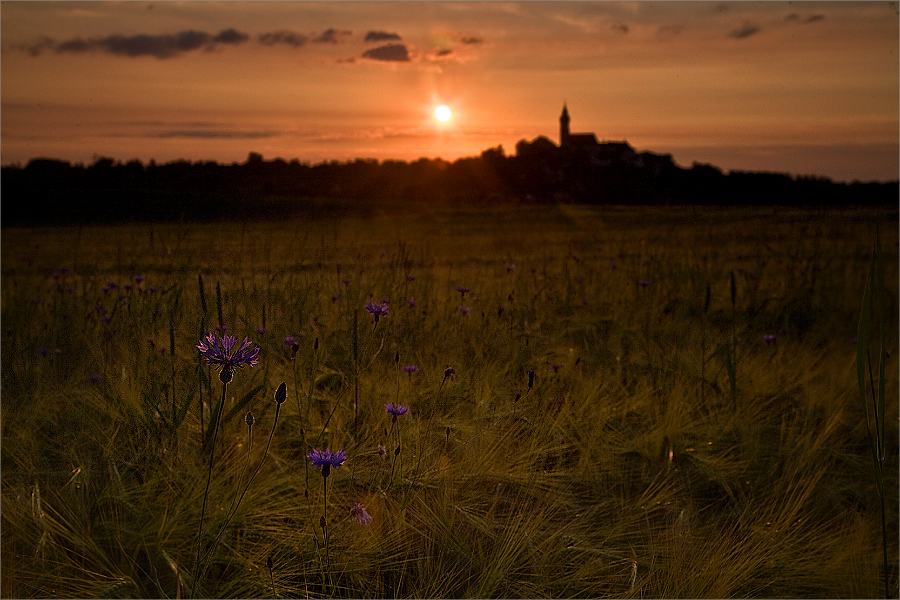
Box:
(2, 1, 898, 182)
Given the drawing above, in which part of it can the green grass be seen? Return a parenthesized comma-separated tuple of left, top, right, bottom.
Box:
(2, 204, 898, 598)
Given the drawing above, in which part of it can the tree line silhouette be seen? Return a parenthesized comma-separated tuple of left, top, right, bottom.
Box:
(2, 136, 896, 225)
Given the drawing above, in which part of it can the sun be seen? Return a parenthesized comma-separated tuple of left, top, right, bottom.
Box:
(434, 104, 452, 122)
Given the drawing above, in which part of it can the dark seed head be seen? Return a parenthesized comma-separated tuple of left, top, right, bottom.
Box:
(246, 411, 255, 426)
(267, 555, 273, 570)
(314, 337, 319, 351)
(220, 365, 235, 384)
(274, 382, 287, 404)
(320, 516, 326, 530)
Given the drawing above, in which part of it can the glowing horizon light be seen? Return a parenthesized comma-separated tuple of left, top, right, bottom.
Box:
(434, 104, 452, 122)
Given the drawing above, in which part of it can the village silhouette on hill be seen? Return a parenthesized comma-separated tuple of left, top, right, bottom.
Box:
(2, 105, 896, 225)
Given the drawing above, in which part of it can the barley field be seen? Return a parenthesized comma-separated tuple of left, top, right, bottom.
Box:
(2, 203, 897, 598)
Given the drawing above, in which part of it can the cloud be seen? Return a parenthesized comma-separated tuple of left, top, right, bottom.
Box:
(611, 23, 629, 34)
(258, 30, 308, 47)
(785, 13, 825, 24)
(19, 36, 56, 57)
(459, 36, 483, 45)
(425, 48, 456, 62)
(361, 43, 410, 62)
(313, 28, 352, 44)
(213, 28, 249, 44)
(365, 30, 402, 42)
(29, 29, 249, 58)
(728, 22, 761, 39)
(153, 129, 276, 139)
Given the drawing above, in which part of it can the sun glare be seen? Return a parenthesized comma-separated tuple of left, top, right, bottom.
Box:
(434, 104, 452, 122)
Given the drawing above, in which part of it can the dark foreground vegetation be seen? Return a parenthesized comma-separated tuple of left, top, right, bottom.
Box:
(2, 137, 896, 225)
(2, 206, 897, 598)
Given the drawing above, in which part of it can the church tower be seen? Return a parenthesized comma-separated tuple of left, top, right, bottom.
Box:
(559, 103, 570, 147)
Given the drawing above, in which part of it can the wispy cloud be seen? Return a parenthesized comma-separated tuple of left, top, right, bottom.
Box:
(313, 28, 352, 44)
(429, 48, 455, 59)
(19, 27, 362, 57)
(365, 31, 402, 42)
(31, 29, 249, 59)
(258, 30, 308, 47)
(361, 43, 410, 62)
(785, 13, 826, 24)
(153, 129, 278, 140)
(728, 22, 761, 40)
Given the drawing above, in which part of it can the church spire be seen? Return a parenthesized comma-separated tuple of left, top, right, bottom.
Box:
(559, 103, 570, 147)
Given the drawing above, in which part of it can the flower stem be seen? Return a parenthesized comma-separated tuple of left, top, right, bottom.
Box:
(190, 380, 226, 599)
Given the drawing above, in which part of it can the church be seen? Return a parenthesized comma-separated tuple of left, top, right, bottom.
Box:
(558, 103, 674, 174)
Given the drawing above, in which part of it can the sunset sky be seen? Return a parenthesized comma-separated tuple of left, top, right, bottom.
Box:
(2, 1, 898, 182)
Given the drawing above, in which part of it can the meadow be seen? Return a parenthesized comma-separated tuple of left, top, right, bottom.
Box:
(1, 203, 897, 598)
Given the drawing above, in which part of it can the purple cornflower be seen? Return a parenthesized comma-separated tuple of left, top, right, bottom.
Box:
(458, 306, 470, 316)
(637, 280, 651, 288)
(549, 362, 563, 373)
(308, 447, 347, 477)
(365, 300, 390, 322)
(402, 365, 419, 375)
(36, 347, 52, 357)
(90, 374, 102, 383)
(455, 286, 471, 298)
(406, 274, 417, 281)
(407, 298, 418, 309)
(385, 403, 409, 419)
(284, 336, 297, 347)
(256, 326, 267, 336)
(763, 334, 776, 345)
(197, 331, 260, 383)
(351, 502, 373, 526)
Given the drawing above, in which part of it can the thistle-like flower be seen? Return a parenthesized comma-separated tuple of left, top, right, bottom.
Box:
(385, 403, 409, 417)
(197, 331, 260, 383)
(308, 447, 347, 478)
(402, 364, 419, 375)
(351, 502, 373, 526)
(365, 300, 390, 321)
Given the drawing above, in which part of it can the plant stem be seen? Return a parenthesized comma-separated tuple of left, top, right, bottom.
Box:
(191, 380, 226, 599)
